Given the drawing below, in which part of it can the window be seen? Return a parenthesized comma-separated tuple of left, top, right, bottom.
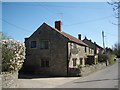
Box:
(40, 41, 49, 49)
(72, 58, 77, 66)
(85, 47, 87, 53)
(90, 49, 92, 54)
(89, 48, 90, 53)
(41, 59, 49, 67)
(73, 43, 77, 48)
(80, 58, 83, 65)
(31, 41, 36, 48)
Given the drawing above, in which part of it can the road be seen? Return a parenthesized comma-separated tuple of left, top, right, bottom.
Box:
(18, 75, 79, 88)
(56, 59, 119, 88)
(18, 59, 119, 88)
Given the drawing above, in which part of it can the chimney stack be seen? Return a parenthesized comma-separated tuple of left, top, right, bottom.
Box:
(55, 21, 62, 32)
(78, 34, 81, 40)
(94, 42, 96, 44)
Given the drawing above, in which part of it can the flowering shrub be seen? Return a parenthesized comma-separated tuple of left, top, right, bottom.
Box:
(1, 39, 25, 72)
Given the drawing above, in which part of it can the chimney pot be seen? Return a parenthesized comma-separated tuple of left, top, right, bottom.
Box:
(78, 34, 81, 40)
(55, 21, 62, 32)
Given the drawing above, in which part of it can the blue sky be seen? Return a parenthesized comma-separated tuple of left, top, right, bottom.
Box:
(2, 2, 118, 48)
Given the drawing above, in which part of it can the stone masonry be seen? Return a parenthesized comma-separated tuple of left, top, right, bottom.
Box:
(22, 23, 69, 76)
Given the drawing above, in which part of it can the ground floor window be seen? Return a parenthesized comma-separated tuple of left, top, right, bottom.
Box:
(80, 58, 83, 65)
(41, 59, 49, 67)
(72, 58, 77, 66)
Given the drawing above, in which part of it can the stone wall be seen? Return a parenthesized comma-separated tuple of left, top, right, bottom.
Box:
(81, 63, 106, 76)
(2, 71, 18, 88)
(68, 63, 106, 76)
(68, 42, 87, 68)
(23, 23, 69, 76)
(68, 68, 81, 76)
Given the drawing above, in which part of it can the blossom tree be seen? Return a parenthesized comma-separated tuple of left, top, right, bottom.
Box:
(1, 39, 25, 72)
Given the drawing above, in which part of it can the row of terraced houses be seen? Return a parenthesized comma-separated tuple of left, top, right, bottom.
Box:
(21, 21, 104, 76)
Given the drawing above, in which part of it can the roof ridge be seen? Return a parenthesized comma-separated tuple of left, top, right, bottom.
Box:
(61, 32, 88, 47)
(41, 22, 89, 47)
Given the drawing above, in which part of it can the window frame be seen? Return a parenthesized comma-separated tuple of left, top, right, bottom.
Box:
(41, 59, 49, 68)
(31, 41, 37, 48)
(80, 58, 83, 65)
(89, 48, 91, 54)
(40, 40, 49, 49)
(72, 58, 77, 66)
(85, 46, 87, 53)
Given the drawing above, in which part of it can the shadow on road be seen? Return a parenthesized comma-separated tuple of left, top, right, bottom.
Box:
(74, 78, 118, 83)
(18, 73, 79, 79)
(18, 73, 49, 79)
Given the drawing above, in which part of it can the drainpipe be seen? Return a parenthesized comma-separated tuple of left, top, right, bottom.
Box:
(67, 42, 69, 76)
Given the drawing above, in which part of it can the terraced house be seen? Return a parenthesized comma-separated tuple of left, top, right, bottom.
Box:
(22, 21, 94, 76)
(83, 37, 104, 64)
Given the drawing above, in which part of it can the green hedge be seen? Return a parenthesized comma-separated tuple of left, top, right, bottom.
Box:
(98, 54, 108, 63)
(108, 54, 116, 65)
(98, 53, 116, 65)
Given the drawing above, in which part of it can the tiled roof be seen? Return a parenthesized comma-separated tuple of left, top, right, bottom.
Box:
(95, 44, 104, 49)
(83, 38, 103, 49)
(61, 32, 88, 47)
(43, 23, 89, 47)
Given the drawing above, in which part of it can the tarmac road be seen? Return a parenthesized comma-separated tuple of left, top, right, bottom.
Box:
(57, 59, 119, 88)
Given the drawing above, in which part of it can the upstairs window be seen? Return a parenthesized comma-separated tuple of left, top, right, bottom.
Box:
(90, 49, 92, 54)
(31, 41, 36, 48)
(89, 48, 91, 54)
(40, 41, 49, 49)
(85, 47, 87, 53)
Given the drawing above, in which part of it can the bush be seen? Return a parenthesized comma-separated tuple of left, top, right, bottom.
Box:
(98, 54, 108, 63)
(1, 39, 25, 72)
(77, 64, 82, 69)
(108, 54, 116, 65)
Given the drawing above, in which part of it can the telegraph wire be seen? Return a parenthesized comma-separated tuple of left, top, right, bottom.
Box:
(1, 18, 117, 38)
(63, 15, 113, 26)
(3, 3, 110, 10)
(105, 32, 118, 37)
(0, 18, 33, 33)
(3, 3, 114, 27)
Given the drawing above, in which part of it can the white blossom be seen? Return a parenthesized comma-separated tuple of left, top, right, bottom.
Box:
(1, 39, 26, 72)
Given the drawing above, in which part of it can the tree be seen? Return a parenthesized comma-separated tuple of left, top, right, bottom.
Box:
(108, 1, 120, 56)
(108, 0, 120, 18)
(1, 39, 26, 72)
(0, 32, 12, 40)
(0, 32, 26, 72)
(112, 43, 120, 57)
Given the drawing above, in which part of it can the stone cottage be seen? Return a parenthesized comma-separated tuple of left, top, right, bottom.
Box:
(22, 21, 94, 76)
(83, 37, 104, 64)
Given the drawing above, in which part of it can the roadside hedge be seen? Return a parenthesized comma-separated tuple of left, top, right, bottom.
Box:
(98, 54, 108, 63)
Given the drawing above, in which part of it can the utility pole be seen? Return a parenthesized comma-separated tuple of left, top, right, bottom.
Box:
(102, 31, 108, 66)
(102, 31, 105, 49)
